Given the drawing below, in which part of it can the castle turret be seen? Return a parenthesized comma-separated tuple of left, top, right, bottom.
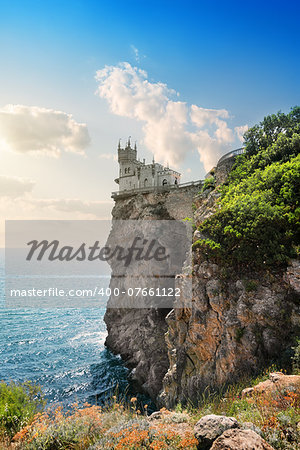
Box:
(118, 137, 137, 164)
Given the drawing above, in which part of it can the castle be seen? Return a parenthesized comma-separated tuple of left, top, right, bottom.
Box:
(115, 138, 181, 192)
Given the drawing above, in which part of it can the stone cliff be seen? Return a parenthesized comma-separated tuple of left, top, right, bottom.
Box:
(104, 175, 300, 407)
(104, 185, 200, 400)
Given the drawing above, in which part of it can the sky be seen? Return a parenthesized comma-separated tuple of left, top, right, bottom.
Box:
(0, 0, 299, 245)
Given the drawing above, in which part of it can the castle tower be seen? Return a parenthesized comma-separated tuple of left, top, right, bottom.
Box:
(118, 137, 137, 164)
(115, 138, 139, 190)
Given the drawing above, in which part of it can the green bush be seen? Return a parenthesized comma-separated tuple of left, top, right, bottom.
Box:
(0, 381, 45, 438)
(201, 176, 215, 192)
(196, 107, 300, 271)
(244, 280, 258, 292)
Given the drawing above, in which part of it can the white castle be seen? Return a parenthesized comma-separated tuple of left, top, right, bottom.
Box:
(115, 138, 181, 192)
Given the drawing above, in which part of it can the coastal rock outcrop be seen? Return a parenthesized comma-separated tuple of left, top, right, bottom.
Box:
(104, 173, 300, 407)
(241, 372, 300, 398)
(104, 187, 199, 399)
(159, 253, 300, 407)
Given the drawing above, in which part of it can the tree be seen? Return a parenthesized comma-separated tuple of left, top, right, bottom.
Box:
(195, 107, 300, 271)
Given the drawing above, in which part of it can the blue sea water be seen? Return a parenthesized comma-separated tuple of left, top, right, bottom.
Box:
(0, 251, 130, 407)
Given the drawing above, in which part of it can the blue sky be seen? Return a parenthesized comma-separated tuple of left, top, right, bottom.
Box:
(0, 0, 299, 243)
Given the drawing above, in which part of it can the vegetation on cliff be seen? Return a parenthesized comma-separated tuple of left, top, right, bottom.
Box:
(196, 106, 300, 271)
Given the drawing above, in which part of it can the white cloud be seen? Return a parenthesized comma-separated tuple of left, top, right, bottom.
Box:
(0, 195, 113, 246)
(130, 45, 146, 63)
(190, 105, 229, 127)
(235, 124, 249, 143)
(95, 62, 244, 171)
(0, 174, 112, 219)
(0, 175, 35, 198)
(0, 104, 90, 157)
(131, 45, 139, 62)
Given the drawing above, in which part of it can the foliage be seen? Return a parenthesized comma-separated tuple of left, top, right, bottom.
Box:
(244, 279, 258, 292)
(197, 107, 300, 271)
(0, 381, 45, 439)
(11, 397, 198, 449)
(292, 338, 300, 373)
(235, 327, 245, 342)
(1, 369, 299, 449)
(183, 216, 196, 231)
(201, 176, 215, 192)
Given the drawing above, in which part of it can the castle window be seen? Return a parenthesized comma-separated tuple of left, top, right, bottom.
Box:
(128, 167, 130, 173)
(144, 178, 148, 187)
(125, 168, 127, 174)
(162, 179, 168, 186)
(174, 178, 178, 185)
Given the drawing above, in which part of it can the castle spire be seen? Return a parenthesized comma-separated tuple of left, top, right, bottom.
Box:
(127, 136, 131, 148)
(118, 139, 121, 150)
(134, 141, 137, 151)
(152, 155, 155, 164)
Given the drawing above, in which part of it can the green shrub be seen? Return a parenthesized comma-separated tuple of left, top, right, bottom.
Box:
(0, 381, 45, 438)
(244, 280, 258, 292)
(201, 176, 215, 192)
(197, 107, 300, 272)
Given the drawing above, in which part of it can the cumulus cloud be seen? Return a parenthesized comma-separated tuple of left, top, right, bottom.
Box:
(0, 174, 112, 219)
(235, 124, 249, 143)
(0, 175, 35, 198)
(95, 62, 246, 171)
(190, 105, 229, 127)
(0, 105, 90, 156)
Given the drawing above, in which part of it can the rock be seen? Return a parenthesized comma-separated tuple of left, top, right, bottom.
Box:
(104, 187, 200, 403)
(148, 411, 163, 420)
(194, 414, 239, 449)
(211, 428, 274, 449)
(242, 372, 300, 398)
(286, 259, 300, 293)
(194, 229, 205, 241)
(105, 175, 300, 408)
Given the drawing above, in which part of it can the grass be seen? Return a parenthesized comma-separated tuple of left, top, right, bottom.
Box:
(0, 366, 299, 449)
(10, 399, 198, 449)
(186, 366, 300, 449)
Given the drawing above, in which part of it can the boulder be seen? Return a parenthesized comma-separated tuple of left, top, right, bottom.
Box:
(194, 414, 239, 449)
(242, 372, 300, 398)
(211, 428, 274, 449)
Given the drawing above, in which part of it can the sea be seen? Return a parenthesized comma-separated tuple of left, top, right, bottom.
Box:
(0, 250, 148, 408)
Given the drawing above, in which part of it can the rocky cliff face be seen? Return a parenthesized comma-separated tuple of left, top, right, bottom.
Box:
(104, 187, 199, 399)
(104, 180, 300, 407)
